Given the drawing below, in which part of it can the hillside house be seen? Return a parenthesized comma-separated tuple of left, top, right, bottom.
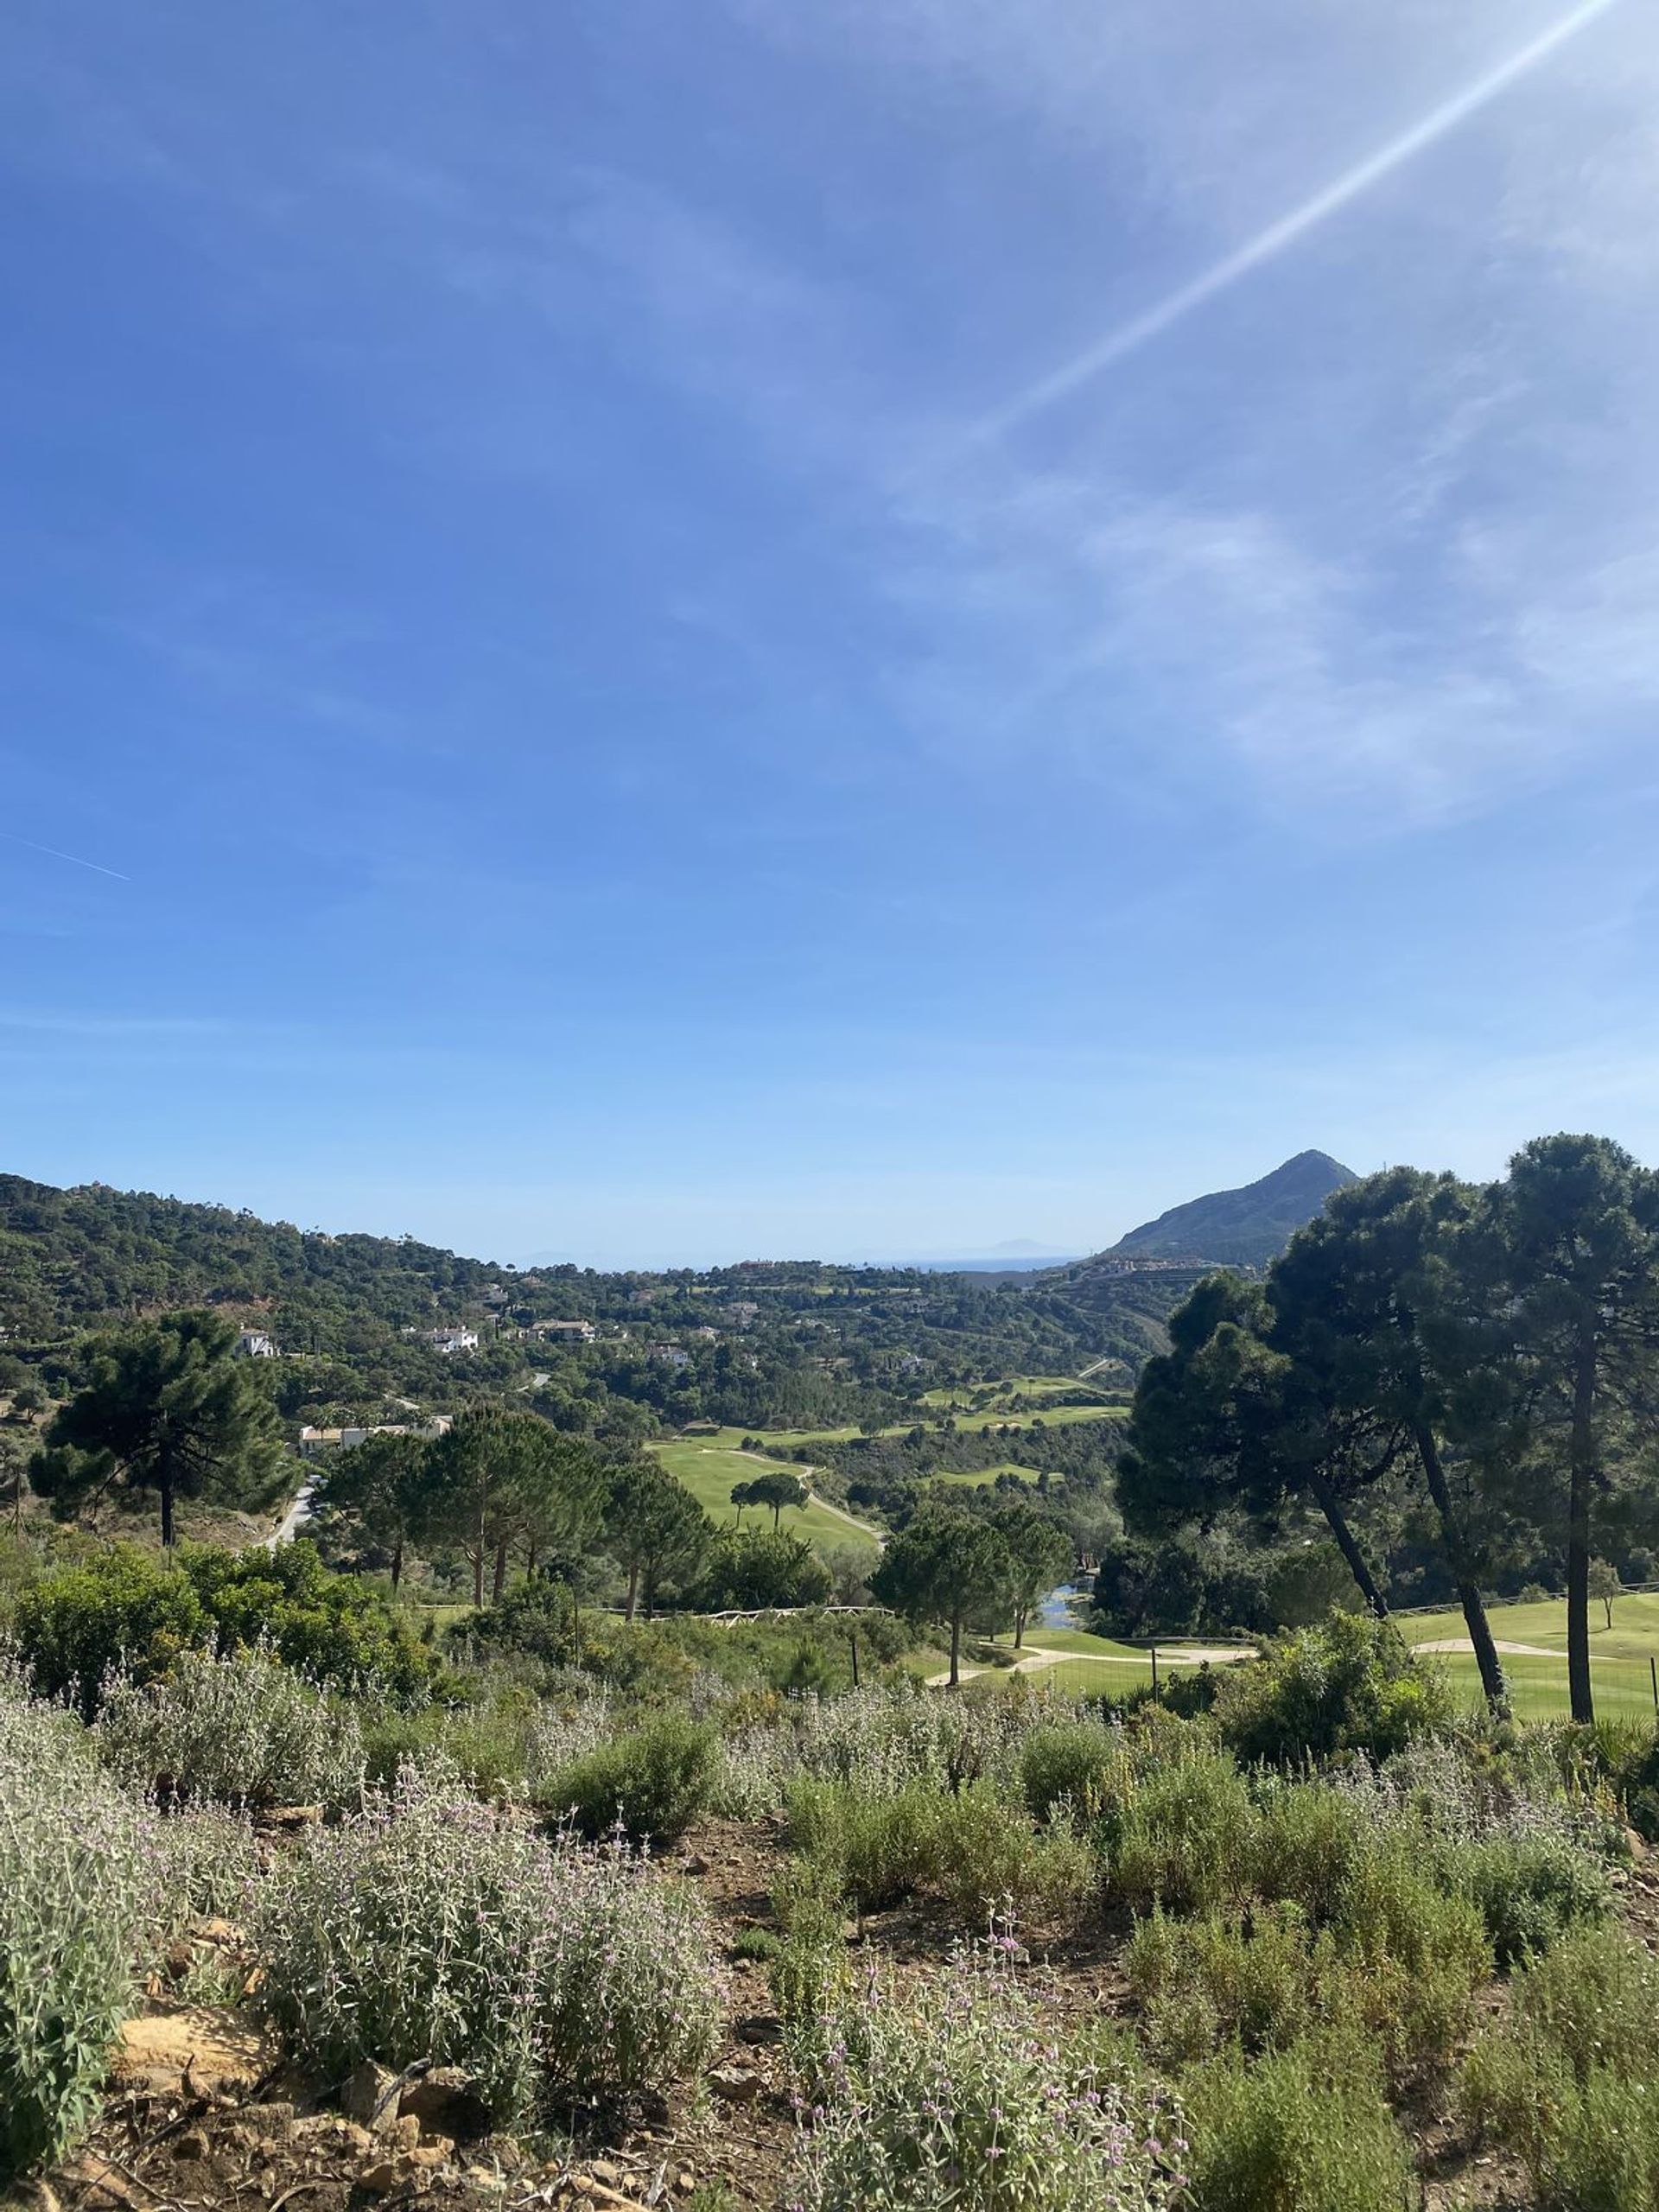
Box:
(236, 1328, 278, 1358)
(299, 1414, 452, 1459)
(725, 1301, 760, 1328)
(531, 1318, 597, 1344)
(648, 1342, 691, 1370)
(427, 1325, 480, 1354)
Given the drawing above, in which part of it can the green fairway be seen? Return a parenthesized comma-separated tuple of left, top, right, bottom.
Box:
(1421, 1648, 1658, 1721)
(1398, 1589, 1659, 1661)
(650, 1439, 880, 1554)
(927, 1462, 1039, 1488)
(1395, 1592, 1659, 1718)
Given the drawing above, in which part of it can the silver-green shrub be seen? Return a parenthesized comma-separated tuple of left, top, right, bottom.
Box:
(789, 1938, 1185, 2212)
(0, 1680, 152, 2183)
(96, 1641, 365, 1810)
(254, 1763, 721, 2123)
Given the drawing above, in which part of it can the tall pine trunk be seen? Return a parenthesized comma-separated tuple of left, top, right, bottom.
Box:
(391, 1538, 404, 1592)
(1414, 1424, 1509, 1716)
(158, 1469, 175, 1550)
(626, 1562, 640, 1624)
(948, 1608, 962, 1689)
(1306, 1469, 1389, 1619)
(492, 1538, 509, 1604)
(1567, 1331, 1598, 1726)
(472, 1548, 484, 1610)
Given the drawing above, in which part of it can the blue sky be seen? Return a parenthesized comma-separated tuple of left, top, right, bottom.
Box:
(3, 0, 1657, 1266)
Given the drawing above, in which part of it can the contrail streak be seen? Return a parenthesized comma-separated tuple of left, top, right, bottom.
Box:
(0, 830, 130, 881)
(971, 0, 1624, 443)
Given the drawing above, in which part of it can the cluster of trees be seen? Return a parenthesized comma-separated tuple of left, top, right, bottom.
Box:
(17, 1306, 855, 1624)
(872, 1501, 1075, 1686)
(1122, 1136, 1659, 1722)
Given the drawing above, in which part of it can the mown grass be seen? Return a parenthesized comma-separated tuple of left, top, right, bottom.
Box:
(1399, 1589, 1659, 1662)
(1396, 1592, 1659, 1719)
(649, 1441, 880, 1554)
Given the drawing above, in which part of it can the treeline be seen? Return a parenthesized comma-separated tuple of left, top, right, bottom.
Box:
(0, 1172, 1145, 1440)
(1120, 1135, 1659, 1722)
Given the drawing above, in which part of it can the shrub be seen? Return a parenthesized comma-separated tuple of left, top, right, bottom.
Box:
(1109, 1747, 1259, 1916)
(1128, 1905, 1329, 2068)
(931, 1780, 1097, 1926)
(1249, 1782, 1368, 1915)
(180, 1541, 429, 1699)
(15, 1546, 206, 1716)
(785, 1777, 942, 1911)
(1020, 1718, 1122, 1825)
(789, 1941, 1185, 2212)
(255, 1764, 721, 2122)
(97, 1643, 364, 1809)
(541, 1711, 718, 1843)
(1332, 1837, 1489, 2079)
(0, 1684, 152, 2183)
(1438, 1828, 1611, 1967)
(1460, 1925, 1659, 2211)
(1181, 2031, 1416, 2212)
(1208, 1611, 1452, 1767)
(14, 1540, 429, 1716)
(729, 1925, 782, 1962)
(770, 1888, 855, 2095)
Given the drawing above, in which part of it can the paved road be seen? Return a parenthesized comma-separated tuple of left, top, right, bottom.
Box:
(265, 1475, 319, 1550)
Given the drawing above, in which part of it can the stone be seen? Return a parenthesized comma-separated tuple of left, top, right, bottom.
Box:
(262, 1805, 322, 1831)
(734, 2014, 782, 2045)
(707, 2064, 762, 2104)
(399, 2067, 493, 2143)
(389, 2114, 422, 2155)
(342, 2059, 403, 2133)
(113, 2006, 277, 2098)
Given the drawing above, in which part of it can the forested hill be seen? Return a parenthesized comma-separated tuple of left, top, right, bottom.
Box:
(0, 1173, 508, 1339)
(1104, 1150, 1357, 1268)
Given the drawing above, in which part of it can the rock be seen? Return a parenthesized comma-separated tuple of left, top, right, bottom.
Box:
(262, 1805, 322, 1831)
(389, 2113, 423, 2155)
(707, 2063, 762, 2104)
(478, 2136, 525, 2175)
(676, 2173, 696, 2195)
(399, 2066, 493, 2143)
(679, 1853, 709, 1876)
(734, 2014, 782, 2045)
(589, 2162, 623, 2188)
(292, 2116, 373, 2153)
(113, 2006, 277, 2098)
(359, 2160, 403, 2196)
(342, 2059, 403, 2133)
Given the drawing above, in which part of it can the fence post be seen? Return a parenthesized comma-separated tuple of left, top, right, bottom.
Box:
(1150, 1645, 1159, 1697)
(1650, 1655, 1656, 1713)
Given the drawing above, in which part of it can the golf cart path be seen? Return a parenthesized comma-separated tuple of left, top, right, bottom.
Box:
(1412, 1637, 1560, 1657)
(925, 1643, 1254, 1688)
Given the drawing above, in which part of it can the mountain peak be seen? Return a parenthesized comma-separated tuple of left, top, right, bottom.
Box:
(1104, 1151, 1359, 1270)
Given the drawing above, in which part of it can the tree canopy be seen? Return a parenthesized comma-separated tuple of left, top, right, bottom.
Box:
(32, 1310, 287, 1546)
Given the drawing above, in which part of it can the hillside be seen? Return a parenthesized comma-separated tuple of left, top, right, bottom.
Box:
(1106, 1149, 1357, 1268)
(0, 1171, 1133, 1437)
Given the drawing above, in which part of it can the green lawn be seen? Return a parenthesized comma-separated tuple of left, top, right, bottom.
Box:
(927, 1463, 1039, 1489)
(650, 1439, 880, 1554)
(1398, 1589, 1659, 1661)
(1421, 1649, 1659, 1721)
(1396, 1592, 1659, 1719)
